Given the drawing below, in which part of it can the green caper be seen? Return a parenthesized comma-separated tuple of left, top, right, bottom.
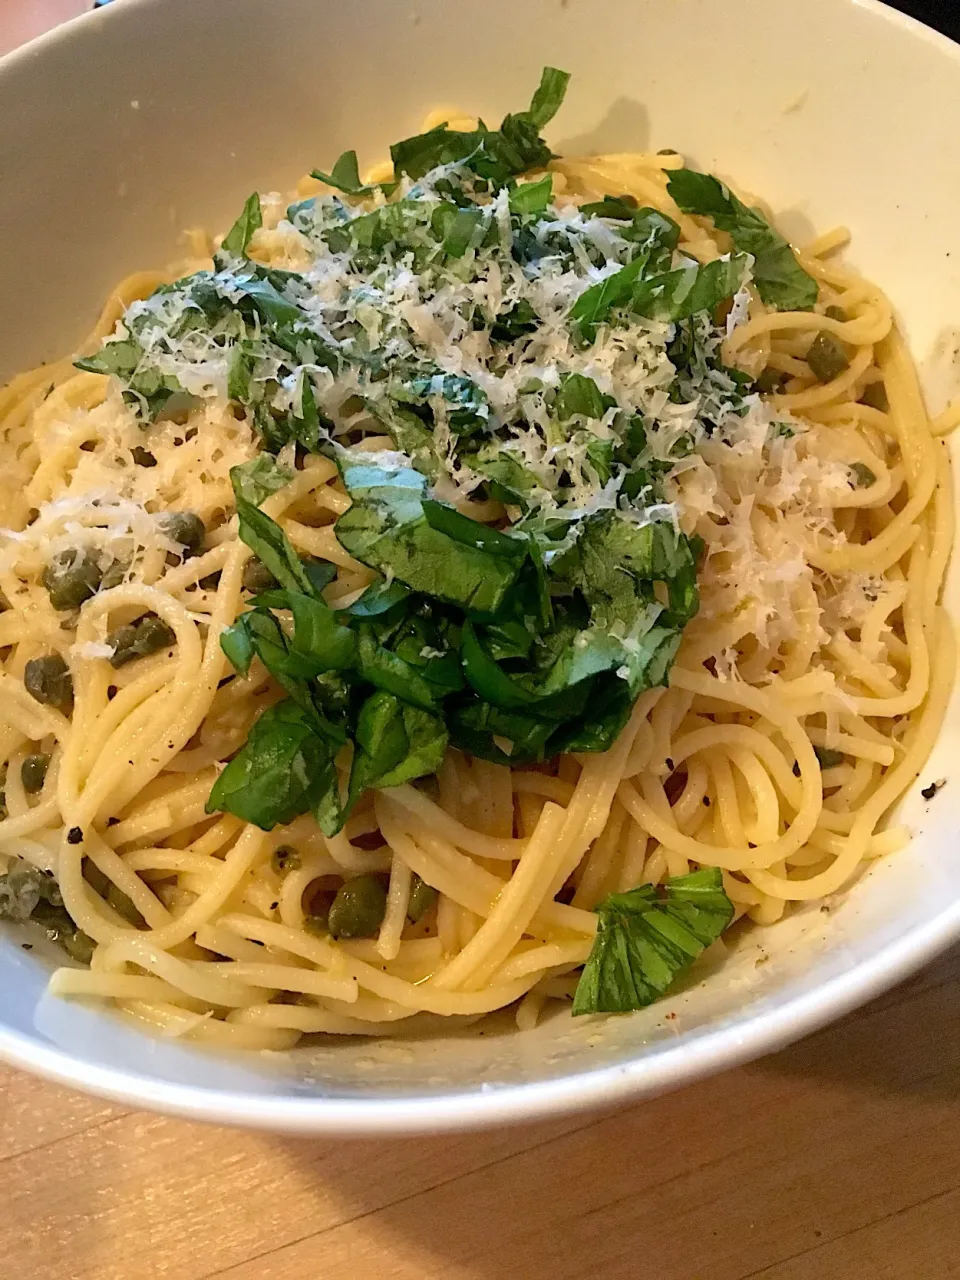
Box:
(41, 548, 102, 610)
(37, 905, 96, 963)
(27, 892, 95, 963)
(82, 858, 110, 896)
(406, 873, 438, 923)
(106, 882, 144, 926)
(107, 623, 140, 668)
(0, 864, 56, 921)
(271, 844, 301, 874)
(824, 304, 847, 322)
(21, 753, 50, 794)
(807, 332, 850, 383)
(99, 559, 128, 591)
(133, 613, 176, 655)
(159, 511, 206, 557)
(850, 462, 876, 489)
(242, 557, 279, 593)
(814, 745, 846, 769)
(860, 380, 889, 412)
(24, 654, 73, 707)
(108, 613, 176, 668)
(327, 873, 387, 939)
(755, 367, 785, 395)
(303, 908, 330, 936)
(131, 445, 157, 468)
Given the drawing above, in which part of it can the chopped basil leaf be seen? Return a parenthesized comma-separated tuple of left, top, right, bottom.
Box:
(220, 192, 263, 257)
(667, 169, 818, 310)
(233, 496, 317, 598)
(631, 255, 749, 323)
(572, 868, 734, 1014)
(206, 700, 342, 834)
(230, 456, 293, 507)
(525, 66, 571, 128)
(347, 691, 447, 810)
(311, 149, 398, 198)
(555, 373, 606, 421)
(508, 174, 553, 216)
(390, 65, 569, 186)
(334, 461, 526, 614)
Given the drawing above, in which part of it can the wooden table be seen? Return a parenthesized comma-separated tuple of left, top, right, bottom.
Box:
(2, 4, 960, 1277)
(1, 948, 958, 1280)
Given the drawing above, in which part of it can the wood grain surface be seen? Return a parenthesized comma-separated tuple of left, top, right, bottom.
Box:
(1, 3, 959, 1277)
(1, 946, 958, 1279)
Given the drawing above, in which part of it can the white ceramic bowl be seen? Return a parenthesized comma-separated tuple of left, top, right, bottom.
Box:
(1, 0, 959, 1135)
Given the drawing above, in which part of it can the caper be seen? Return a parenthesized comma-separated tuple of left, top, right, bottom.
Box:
(106, 882, 143, 926)
(24, 654, 73, 707)
(41, 548, 102, 610)
(807, 331, 850, 383)
(131, 445, 157, 468)
(99, 559, 128, 590)
(134, 613, 176, 655)
(159, 511, 206, 556)
(108, 613, 176, 668)
(107, 623, 140, 668)
(860, 380, 889, 412)
(755, 367, 785, 395)
(0, 865, 54, 921)
(21, 753, 50, 794)
(271, 844, 301, 874)
(24, 891, 95, 963)
(82, 858, 110, 897)
(327, 873, 387, 939)
(304, 908, 330, 936)
(824, 304, 847, 322)
(242, 557, 279, 593)
(850, 462, 876, 489)
(37, 906, 96, 964)
(406, 873, 438, 923)
(814, 745, 846, 769)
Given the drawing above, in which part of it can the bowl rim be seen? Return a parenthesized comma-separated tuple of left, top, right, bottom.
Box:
(0, 0, 959, 1135)
(1, 895, 958, 1134)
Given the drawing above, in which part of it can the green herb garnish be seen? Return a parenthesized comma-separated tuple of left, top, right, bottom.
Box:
(666, 169, 818, 310)
(572, 868, 734, 1014)
(220, 192, 263, 258)
(77, 70, 767, 845)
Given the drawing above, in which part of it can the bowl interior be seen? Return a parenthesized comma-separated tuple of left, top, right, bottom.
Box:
(1, 0, 959, 1132)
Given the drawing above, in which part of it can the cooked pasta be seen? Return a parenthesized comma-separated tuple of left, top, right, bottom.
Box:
(0, 69, 952, 1049)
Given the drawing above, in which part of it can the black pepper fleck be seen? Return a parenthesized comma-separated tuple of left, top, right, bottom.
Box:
(67, 826, 84, 844)
(665, 757, 675, 772)
(21, 943, 33, 951)
(921, 778, 946, 801)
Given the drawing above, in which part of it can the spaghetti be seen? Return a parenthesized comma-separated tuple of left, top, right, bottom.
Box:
(0, 79, 952, 1049)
